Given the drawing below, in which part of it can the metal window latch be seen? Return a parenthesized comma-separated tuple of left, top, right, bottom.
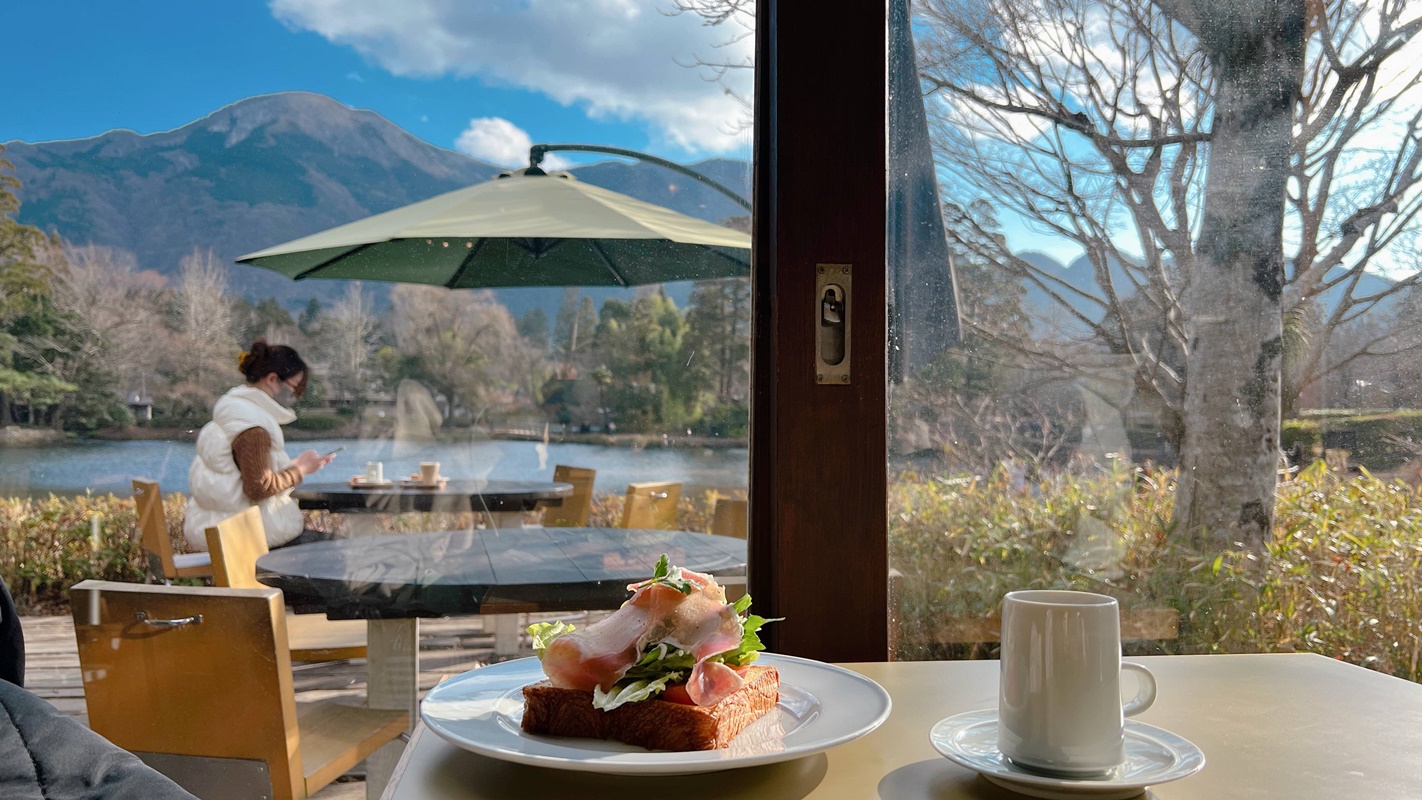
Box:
(816, 264, 852, 384)
(135, 611, 202, 629)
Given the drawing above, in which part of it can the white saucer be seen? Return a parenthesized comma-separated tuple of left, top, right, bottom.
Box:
(929, 709, 1205, 800)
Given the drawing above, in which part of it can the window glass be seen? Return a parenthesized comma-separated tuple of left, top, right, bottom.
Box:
(889, 0, 1422, 677)
(1, 0, 754, 739)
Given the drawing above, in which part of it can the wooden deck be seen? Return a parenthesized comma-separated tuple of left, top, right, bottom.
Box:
(19, 611, 600, 799)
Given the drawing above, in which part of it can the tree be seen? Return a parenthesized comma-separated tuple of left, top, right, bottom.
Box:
(319, 282, 381, 410)
(517, 307, 552, 352)
(591, 291, 698, 430)
(682, 278, 751, 406)
(173, 248, 237, 390)
(0, 146, 69, 427)
(388, 285, 530, 424)
(914, 0, 1422, 546)
(553, 289, 599, 374)
(234, 297, 298, 345)
(19, 242, 162, 430)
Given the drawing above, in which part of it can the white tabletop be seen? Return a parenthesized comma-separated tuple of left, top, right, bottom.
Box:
(380, 653, 1422, 799)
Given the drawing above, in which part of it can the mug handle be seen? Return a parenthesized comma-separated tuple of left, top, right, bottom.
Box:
(1121, 661, 1157, 717)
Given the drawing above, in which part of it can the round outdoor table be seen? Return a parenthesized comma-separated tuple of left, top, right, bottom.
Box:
(257, 527, 744, 617)
(256, 527, 747, 800)
(292, 479, 571, 515)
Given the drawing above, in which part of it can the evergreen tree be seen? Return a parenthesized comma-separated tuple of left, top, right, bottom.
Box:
(682, 278, 750, 405)
(0, 146, 71, 427)
(517, 307, 551, 351)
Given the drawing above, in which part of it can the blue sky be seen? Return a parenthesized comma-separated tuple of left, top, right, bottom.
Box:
(0, 0, 755, 167)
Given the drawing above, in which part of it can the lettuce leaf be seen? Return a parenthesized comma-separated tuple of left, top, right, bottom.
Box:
(527, 620, 576, 660)
(622, 641, 696, 681)
(717, 612, 777, 668)
(529, 578, 783, 711)
(591, 671, 685, 711)
(630, 553, 696, 595)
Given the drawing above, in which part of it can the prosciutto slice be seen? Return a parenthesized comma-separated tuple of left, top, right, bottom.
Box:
(540, 568, 746, 706)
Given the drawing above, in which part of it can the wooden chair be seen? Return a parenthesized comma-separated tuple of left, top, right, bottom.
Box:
(69, 580, 405, 800)
(206, 506, 367, 662)
(620, 481, 683, 529)
(132, 479, 212, 582)
(542, 465, 596, 526)
(710, 497, 748, 539)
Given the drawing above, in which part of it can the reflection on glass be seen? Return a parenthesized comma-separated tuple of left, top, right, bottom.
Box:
(890, 0, 1422, 679)
(2, 7, 757, 775)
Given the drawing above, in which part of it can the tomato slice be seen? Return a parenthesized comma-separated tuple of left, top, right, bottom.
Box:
(660, 683, 695, 705)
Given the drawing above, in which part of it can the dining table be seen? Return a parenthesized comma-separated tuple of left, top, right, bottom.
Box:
(293, 478, 572, 531)
(256, 527, 747, 800)
(378, 652, 1422, 799)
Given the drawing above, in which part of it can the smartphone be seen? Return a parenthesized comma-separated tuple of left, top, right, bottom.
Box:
(323, 446, 346, 458)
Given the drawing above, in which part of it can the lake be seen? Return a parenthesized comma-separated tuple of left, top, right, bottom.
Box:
(0, 438, 749, 499)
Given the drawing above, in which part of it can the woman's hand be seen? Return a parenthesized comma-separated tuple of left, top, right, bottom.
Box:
(292, 449, 333, 476)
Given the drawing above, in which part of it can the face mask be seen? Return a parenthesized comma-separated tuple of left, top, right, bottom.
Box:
(273, 382, 299, 408)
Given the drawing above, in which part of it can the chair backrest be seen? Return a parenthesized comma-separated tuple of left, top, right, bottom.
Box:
(544, 465, 596, 527)
(621, 481, 683, 529)
(132, 479, 177, 580)
(70, 580, 305, 800)
(206, 506, 269, 590)
(710, 497, 748, 539)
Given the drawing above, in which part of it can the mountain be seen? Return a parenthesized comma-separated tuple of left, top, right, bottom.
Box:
(1016, 250, 1397, 336)
(4, 92, 751, 317)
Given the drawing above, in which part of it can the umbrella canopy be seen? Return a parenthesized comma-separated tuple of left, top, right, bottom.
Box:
(237, 168, 750, 288)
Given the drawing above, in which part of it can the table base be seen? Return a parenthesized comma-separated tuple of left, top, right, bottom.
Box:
(366, 618, 419, 800)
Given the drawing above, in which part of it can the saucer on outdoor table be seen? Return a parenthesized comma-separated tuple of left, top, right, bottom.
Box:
(348, 476, 394, 489)
(929, 709, 1204, 800)
(400, 476, 448, 490)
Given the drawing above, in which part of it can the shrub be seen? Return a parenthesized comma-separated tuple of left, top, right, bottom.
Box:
(0, 493, 168, 612)
(289, 412, 347, 432)
(1284, 411, 1422, 470)
(889, 460, 1422, 681)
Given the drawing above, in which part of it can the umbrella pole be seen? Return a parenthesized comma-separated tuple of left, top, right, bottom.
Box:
(589, 241, 631, 287)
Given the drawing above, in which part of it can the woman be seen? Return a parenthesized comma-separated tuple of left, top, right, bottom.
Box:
(184, 339, 334, 550)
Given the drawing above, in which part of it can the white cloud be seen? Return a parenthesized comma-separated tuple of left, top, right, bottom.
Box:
(269, 0, 755, 155)
(345, 71, 365, 82)
(454, 117, 570, 169)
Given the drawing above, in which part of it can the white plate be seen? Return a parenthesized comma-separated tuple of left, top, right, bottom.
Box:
(930, 709, 1205, 800)
(419, 653, 892, 775)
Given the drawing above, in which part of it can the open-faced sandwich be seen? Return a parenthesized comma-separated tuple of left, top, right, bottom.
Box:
(521, 555, 778, 751)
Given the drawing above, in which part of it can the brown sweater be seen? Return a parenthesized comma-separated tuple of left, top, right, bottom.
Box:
(231, 427, 304, 502)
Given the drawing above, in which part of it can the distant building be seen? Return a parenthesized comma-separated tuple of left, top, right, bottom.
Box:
(127, 392, 154, 423)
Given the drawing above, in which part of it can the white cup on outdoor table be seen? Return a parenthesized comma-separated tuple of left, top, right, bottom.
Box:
(419, 461, 441, 484)
(997, 589, 1157, 775)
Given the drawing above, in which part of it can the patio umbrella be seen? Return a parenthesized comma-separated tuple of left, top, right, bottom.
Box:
(236, 168, 750, 287)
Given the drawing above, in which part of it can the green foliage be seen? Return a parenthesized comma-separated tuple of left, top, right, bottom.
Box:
(289, 412, 347, 432)
(889, 460, 1422, 681)
(0, 493, 170, 612)
(1284, 411, 1422, 470)
(591, 290, 701, 430)
(517, 307, 551, 351)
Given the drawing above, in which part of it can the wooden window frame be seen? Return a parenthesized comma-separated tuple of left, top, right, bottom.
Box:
(749, 0, 890, 662)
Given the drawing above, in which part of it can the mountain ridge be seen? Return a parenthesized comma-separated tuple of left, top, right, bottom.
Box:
(5, 91, 751, 318)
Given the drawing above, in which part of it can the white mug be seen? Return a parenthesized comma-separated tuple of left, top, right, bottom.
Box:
(365, 461, 384, 484)
(419, 461, 441, 484)
(998, 590, 1157, 775)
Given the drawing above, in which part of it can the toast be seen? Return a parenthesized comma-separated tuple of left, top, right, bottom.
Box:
(521, 665, 780, 751)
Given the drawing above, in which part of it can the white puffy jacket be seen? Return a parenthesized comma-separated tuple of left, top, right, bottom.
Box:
(184, 385, 304, 550)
